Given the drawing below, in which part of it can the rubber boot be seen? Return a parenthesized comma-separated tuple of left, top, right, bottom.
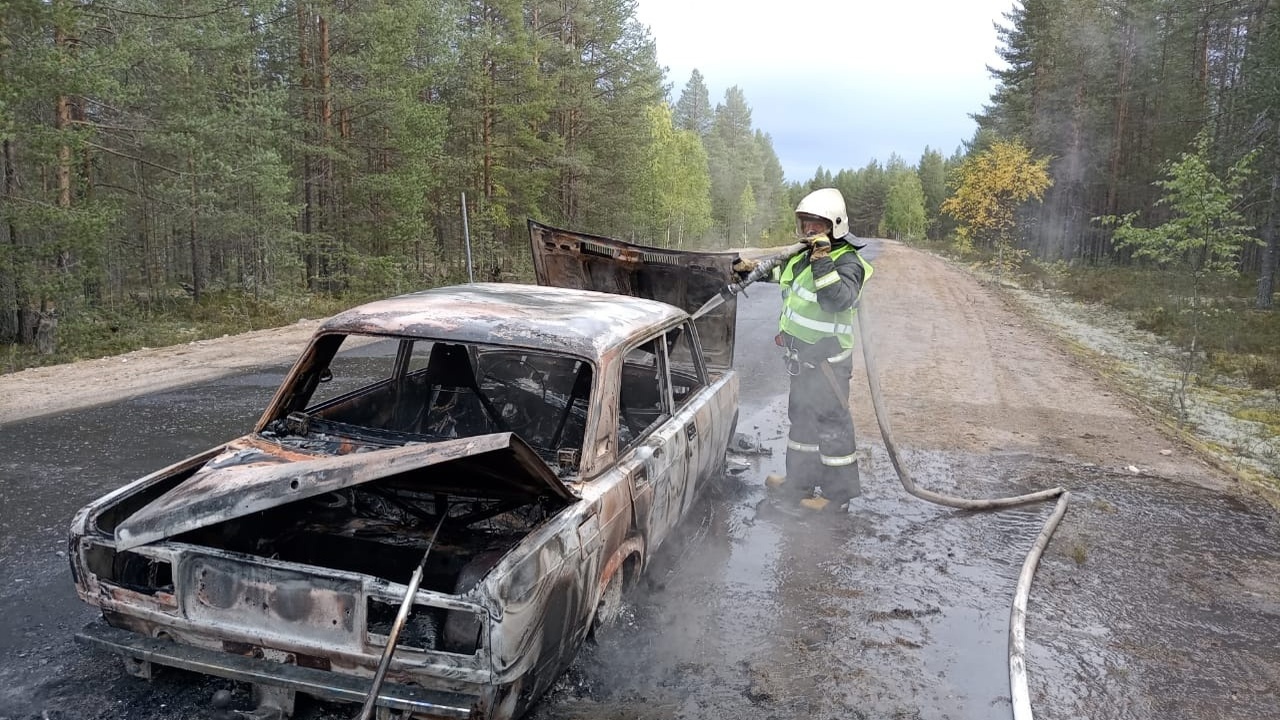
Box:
(800, 485, 829, 512)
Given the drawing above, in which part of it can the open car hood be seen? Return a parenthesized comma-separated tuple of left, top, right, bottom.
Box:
(114, 433, 576, 552)
(528, 220, 739, 369)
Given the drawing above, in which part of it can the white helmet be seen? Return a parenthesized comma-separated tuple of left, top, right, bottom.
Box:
(795, 188, 849, 239)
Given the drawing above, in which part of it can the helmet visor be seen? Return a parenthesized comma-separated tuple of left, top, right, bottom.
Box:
(797, 213, 832, 237)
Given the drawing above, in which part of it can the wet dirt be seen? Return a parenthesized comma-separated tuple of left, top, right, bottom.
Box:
(532, 425, 1280, 720)
(2, 240, 1279, 719)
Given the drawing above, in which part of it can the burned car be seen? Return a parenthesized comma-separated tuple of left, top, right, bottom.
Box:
(68, 222, 742, 719)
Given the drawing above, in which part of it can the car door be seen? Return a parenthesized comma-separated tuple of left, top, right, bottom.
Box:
(664, 320, 715, 517)
(616, 335, 690, 555)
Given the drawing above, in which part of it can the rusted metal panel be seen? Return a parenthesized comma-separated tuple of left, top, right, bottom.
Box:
(318, 283, 683, 361)
(115, 433, 575, 552)
(183, 554, 361, 649)
(527, 220, 740, 369)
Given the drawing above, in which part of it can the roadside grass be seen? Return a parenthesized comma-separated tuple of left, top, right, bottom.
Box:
(885, 240, 1277, 396)
(1035, 264, 1280, 394)
(2, 290, 354, 374)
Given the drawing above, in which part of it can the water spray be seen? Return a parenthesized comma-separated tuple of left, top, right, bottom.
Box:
(693, 241, 808, 321)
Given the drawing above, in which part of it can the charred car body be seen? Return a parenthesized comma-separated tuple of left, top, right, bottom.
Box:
(68, 222, 742, 719)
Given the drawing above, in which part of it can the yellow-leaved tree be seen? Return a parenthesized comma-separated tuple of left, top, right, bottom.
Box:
(942, 140, 1052, 272)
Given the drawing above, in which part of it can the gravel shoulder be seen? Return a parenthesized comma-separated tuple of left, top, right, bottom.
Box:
(0, 320, 322, 426)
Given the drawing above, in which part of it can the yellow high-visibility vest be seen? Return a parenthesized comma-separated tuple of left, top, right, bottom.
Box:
(778, 245, 873, 349)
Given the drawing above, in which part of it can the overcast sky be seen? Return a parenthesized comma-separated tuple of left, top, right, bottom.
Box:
(632, 0, 1017, 182)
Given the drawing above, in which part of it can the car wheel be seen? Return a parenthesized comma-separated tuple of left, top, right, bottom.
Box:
(589, 568, 624, 639)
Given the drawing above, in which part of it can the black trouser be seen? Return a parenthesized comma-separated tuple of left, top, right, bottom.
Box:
(784, 336, 860, 504)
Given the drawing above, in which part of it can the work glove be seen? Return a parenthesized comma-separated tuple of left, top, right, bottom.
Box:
(732, 257, 759, 278)
(808, 234, 832, 260)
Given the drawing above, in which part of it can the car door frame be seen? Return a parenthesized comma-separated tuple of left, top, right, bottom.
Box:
(614, 328, 692, 558)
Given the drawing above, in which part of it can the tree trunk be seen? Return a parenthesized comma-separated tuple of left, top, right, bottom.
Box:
(45, 12, 72, 351)
(189, 154, 202, 304)
(34, 307, 58, 355)
(55, 29, 72, 212)
(297, 1, 316, 287)
(1257, 127, 1279, 309)
(0, 7, 13, 344)
(1, 139, 18, 343)
(318, 11, 331, 237)
(1107, 12, 1134, 219)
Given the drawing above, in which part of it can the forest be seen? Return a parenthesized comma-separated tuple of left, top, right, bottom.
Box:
(1, 0, 804, 357)
(2, 0, 1278, 395)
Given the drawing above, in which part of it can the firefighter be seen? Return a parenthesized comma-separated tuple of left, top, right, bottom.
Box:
(735, 188, 873, 511)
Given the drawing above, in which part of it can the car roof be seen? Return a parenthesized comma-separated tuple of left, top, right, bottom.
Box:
(319, 282, 686, 359)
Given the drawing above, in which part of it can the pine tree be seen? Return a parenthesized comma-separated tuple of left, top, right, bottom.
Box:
(568, 0, 664, 238)
(836, 161, 888, 237)
(1, 0, 118, 351)
(1240, 0, 1280, 309)
(707, 86, 760, 247)
(673, 69, 713, 139)
(917, 147, 947, 240)
(754, 131, 793, 240)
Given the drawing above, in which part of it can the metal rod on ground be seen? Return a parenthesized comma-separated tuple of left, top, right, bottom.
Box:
(1010, 491, 1070, 720)
(461, 192, 474, 284)
(355, 510, 449, 720)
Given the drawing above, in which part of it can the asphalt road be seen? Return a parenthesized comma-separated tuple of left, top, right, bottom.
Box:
(0, 257, 806, 719)
(3, 239, 1280, 720)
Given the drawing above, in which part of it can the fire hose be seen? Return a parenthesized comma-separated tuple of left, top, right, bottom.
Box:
(857, 301, 1070, 720)
(711, 243, 1070, 720)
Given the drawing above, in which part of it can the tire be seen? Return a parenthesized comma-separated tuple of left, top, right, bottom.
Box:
(589, 567, 624, 640)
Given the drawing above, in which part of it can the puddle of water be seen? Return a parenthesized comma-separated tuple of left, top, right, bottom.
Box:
(537, 444, 1280, 720)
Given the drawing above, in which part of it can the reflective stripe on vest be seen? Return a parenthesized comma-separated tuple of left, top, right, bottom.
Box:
(789, 285, 818, 302)
(782, 307, 854, 336)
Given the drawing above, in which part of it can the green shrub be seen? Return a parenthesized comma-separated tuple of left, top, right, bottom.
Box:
(1050, 265, 1280, 393)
